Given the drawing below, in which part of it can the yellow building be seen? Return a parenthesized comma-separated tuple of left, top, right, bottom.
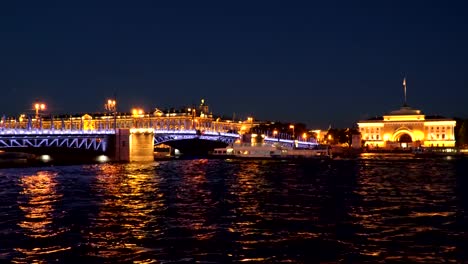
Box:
(357, 105, 456, 149)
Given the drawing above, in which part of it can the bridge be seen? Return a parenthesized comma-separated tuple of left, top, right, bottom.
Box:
(0, 104, 318, 161)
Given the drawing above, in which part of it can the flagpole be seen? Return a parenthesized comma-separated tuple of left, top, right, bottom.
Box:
(403, 77, 407, 106)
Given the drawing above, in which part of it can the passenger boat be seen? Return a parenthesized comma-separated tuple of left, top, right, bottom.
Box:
(412, 147, 465, 157)
(210, 143, 331, 159)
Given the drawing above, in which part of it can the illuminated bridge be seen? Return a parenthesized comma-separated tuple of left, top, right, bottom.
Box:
(0, 111, 317, 161)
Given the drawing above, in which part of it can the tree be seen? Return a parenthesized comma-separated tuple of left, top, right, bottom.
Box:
(325, 127, 360, 146)
(456, 119, 468, 147)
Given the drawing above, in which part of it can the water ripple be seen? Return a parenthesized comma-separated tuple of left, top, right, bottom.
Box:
(0, 157, 465, 263)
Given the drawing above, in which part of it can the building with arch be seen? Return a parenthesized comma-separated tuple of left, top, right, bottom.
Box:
(357, 105, 456, 149)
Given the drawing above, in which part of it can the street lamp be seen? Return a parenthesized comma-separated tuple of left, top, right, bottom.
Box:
(34, 103, 46, 119)
(132, 108, 144, 128)
(302, 132, 307, 141)
(34, 102, 46, 129)
(191, 108, 197, 129)
(273, 130, 279, 142)
(105, 99, 117, 130)
(289, 124, 296, 148)
(289, 125, 295, 139)
(132, 108, 144, 117)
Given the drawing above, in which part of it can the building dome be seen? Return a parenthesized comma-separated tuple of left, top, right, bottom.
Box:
(387, 105, 422, 115)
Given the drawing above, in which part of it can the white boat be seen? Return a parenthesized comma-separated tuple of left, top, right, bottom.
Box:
(413, 147, 465, 157)
(211, 142, 331, 159)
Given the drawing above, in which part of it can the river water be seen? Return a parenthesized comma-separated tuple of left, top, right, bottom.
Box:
(0, 154, 466, 263)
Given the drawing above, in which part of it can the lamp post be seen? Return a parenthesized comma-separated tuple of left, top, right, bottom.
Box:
(289, 125, 295, 139)
(34, 102, 46, 129)
(105, 99, 117, 131)
(273, 130, 278, 142)
(289, 124, 295, 148)
(132, 108, 144, 128)
(192, 108, 197, 129)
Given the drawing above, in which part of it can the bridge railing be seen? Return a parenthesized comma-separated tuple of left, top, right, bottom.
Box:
(0, 129, 116, 135)
(0, 115, 247, 134)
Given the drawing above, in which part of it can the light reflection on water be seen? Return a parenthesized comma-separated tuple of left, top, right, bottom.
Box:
(85, 163, 163, 262)
(14, 170, 70, 263)
(0, 157, 465, 263)
(349, 158, 461, 263)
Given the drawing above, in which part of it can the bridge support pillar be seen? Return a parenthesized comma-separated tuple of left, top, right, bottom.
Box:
(129, 129, 155, 162)
(114, 129, 130, 162)
(113, 128, 154, 162)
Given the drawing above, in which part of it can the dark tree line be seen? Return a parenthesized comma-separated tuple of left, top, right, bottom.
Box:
(250, 121, 313, 139)
(455, 118, 468, 147)
(324, 127, 360, 146)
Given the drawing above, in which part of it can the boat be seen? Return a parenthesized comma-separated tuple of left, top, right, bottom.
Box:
(412, 147, 465, 158)
(210, 142, 331, 160)
(0, 151, 36, 166)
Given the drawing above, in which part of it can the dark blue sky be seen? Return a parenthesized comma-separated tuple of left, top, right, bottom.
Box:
(1, 1, 467, 128)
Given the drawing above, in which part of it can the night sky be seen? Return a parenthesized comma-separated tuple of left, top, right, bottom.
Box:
(1, 1, 467, 128)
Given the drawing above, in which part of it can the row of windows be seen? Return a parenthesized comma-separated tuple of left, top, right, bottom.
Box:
(361, 128, 381, 134)
(362, 126, 452, 131)
(431, 134, 446, 139)
(426, 126, 451, 131)
(365, 134, 449, 140)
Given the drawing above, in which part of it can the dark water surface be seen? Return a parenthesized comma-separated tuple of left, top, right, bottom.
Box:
(0, 155, 467, 263)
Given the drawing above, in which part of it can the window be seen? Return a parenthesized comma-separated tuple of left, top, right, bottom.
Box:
(376, 135, 379, 140)
(442, 134, 445, 139)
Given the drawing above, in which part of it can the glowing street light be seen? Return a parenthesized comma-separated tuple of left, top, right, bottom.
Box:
(273, 130, 279, 142)
(33, 102, 46, 129)
(105, 99, 117, 130)
(34, 103, 46, 119)
(132, 108, 144, 117)
(105, 99, 116, 112)
(132, 108, 144, 128)
(289, 125, 295, 139)
(302, 133, 307, 141)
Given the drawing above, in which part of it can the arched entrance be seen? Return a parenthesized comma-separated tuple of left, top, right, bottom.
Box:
(397, 133, 412, 148)
(391, 128, 414, 149)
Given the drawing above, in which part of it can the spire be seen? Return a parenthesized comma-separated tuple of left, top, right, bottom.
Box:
(403, 76, 407, 106)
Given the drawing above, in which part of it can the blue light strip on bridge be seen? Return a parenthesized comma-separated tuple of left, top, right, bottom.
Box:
(0, 129, 116, 135)
(0, 128, 241, 138)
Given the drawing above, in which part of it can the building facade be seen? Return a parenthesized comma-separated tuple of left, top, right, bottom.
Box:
(357, 105, 456, 149)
